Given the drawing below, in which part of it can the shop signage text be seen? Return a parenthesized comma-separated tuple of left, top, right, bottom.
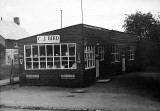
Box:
(61, 74, 75, 79)
(26, 74, 39, 79)
(37, 35, 60, 43)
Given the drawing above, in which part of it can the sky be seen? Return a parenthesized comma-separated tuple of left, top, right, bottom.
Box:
(0, 0, 160, 36)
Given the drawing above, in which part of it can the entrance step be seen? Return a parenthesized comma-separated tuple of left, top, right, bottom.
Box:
(97, 79, 110, 83)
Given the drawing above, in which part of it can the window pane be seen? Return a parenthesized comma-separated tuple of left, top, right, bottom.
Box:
(62, 61, 68, 68)
(26, 58, 31, 61)
(87, 59, 89, 67)
(85, 61, 87, 68)
(33, 45, 38, 57)
(25, 46, 31, 57)
(69, 61, 76, 69)
(69, 57, 75, 61)
(26, 62, 32, 69)
(33, 58, 38, 61)
(54, 57, 60, 61)
(47, 45, 53, 56)
(47, 57, 53, 61)
(40, 62, 46, 69)
(84, 53, 87, 60)
(69, 44, 75, 56)
(62, 57, 68, 61)
(61, 44, 68, 56)
(54, 62, 60, 68)
(33, 62, 39, 69)
(111, 54, 115, 62)
(47, 62, 53, 69)
(54, 45, 60, 56)
(54, 57, 60, 68)
(40, 57, 46, 61)
(40, 45, 45, 56)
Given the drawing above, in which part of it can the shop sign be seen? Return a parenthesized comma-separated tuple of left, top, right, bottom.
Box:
(26, 74, 39, 79)
(61, 74, 75, 79)
(37, 35, 60, 43)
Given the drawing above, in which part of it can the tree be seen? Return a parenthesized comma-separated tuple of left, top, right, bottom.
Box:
(123, 11, 160, 71)
(123, 11, 160, 41)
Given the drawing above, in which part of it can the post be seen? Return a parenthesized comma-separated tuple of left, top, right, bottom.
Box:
(60, 10, 62, 28)
(81, 0, 83, 24)
(122, 54, 126, 72)
(10, 59, 14, 84)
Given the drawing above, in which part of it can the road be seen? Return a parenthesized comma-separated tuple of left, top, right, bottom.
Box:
(1, 72, 160, 111)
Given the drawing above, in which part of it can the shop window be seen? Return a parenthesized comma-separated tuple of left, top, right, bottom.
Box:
(24, 43, 76, 70)
(84, 46, 95, 69)
(129, 46, 135, 60)
(111, 45, 120, 63)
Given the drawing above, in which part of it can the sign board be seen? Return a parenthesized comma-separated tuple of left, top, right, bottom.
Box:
(61, 74, 75, 79)
(37, 35, 60, 43)
(26, 74, 39, 79)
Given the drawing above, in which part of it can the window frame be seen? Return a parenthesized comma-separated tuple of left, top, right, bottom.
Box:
(84, 45, 95, 70)
(128, 46, 135, 61)
(99, 46, 104, 61)
(111, 45, 120, 63)
(24, 43, 76, 70)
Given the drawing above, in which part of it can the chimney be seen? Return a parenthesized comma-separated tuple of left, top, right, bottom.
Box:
(14, 17, 20, 25)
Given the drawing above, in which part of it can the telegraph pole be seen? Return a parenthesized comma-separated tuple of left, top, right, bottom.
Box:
(81, 0, 83, 24)
(60, 10, 62, 28)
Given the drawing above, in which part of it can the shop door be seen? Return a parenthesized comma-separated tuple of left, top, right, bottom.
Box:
(96, 46, 99, 78)
(96, 59, 99, 77)
(121, 51, 126, 72)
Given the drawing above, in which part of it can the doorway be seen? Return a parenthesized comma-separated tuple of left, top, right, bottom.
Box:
(121, 50, 126, 72)
(95, 45, 100, 78)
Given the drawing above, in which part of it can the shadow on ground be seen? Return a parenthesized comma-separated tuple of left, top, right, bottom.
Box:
(104, 72, 160, 102)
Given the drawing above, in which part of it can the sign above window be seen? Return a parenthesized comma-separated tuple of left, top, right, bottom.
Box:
(37, 35, 60, 43)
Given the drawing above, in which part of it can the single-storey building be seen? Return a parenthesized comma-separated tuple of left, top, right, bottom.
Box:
(18, 24, 138, 87)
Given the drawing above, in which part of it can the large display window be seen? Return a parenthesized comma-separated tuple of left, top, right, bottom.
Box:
(24, 43, 76, 70)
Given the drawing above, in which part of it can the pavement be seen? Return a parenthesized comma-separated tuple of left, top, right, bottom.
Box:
(1, 72, 160, 111)
(0, 77, 19, 86)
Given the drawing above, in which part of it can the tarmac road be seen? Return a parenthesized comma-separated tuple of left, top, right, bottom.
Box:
(1, 72, 160, 111)
(0, 108, 49, 111)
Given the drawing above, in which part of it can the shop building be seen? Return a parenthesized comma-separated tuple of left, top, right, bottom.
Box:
(18, 24, 138, 87)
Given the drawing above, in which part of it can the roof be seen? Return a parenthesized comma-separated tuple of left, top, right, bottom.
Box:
(0, 35, 5, 47)
(0, 20, 30, 40)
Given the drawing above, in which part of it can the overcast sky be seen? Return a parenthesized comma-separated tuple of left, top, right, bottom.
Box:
(0, 0, 160, 36)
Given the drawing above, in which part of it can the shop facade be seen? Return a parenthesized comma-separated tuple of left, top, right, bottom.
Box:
(18, 24, 138, 87)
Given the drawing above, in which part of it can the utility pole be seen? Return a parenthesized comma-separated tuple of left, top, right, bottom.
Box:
(81, 0, 83, 24)
(60, 10, 62, 28)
